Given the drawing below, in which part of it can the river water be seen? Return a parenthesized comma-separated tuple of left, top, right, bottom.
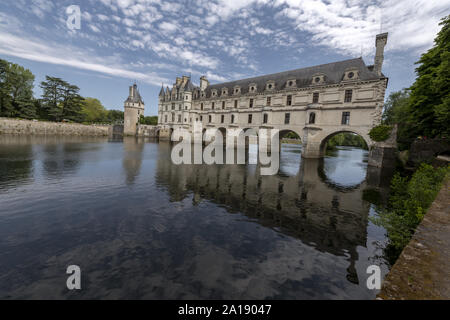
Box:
(0, 135, 390, 299)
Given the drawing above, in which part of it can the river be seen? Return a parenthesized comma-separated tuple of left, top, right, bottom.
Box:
(0, 135, 390, 299)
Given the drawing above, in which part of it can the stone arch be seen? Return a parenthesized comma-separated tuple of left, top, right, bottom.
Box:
(279, 129, 303, 143)
(318, 129, 370, 156)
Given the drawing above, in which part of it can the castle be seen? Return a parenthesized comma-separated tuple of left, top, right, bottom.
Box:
(126, 33, 390, 159)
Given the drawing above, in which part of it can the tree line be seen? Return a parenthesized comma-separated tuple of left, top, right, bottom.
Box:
(0, 59, 124, 124)
(382, 15, 449, 149)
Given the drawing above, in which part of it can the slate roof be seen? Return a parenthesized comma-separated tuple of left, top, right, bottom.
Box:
(125, 84, 144, 104)
(194, 58, 385, 99)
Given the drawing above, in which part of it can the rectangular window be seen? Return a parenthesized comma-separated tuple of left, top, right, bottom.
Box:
(287, 95, 292, 106)
(249, 99, 254, 108)
(341, 112, 350, 125)
(178, 115, 181, 123)
(200, 116, 203, 121)
(248, 114, 252, 124)
(222, 101, 225, 109)
(201, 103, 204, 110)
(172, 114, 175, 122)
(313, 92, 319, 104)
(285, 113, 290, 125)
(164, 115, 167, 123)
(267, 97, 271, 106)
(345, 89, 353, 103)
(172, 103, 175, 110)
(231, 115, 235, 123)
(221, 115, 224, 123)
(263, 114, 268, 124)
(209, 115, 212, 123)
(212, 102, 215, 110)
(234, 100, 238, 108)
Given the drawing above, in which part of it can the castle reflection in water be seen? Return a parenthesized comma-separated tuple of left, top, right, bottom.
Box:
(123, 137, 374, 285)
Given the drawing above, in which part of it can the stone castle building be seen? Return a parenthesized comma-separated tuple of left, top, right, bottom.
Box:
(157, 33, 389, 158)
(124, 83, 145, 136)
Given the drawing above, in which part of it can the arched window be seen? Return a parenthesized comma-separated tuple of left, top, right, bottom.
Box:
(309, 112, 316, 124)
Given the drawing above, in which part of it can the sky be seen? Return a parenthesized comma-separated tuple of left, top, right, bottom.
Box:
(0, 0, 448, 116)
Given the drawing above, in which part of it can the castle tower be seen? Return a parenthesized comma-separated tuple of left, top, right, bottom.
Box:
(374, 33, 388, 76)
(124, 83, 145, 136)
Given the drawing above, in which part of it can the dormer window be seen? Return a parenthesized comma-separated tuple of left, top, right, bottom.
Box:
(312, 74, 326, 85)
(249, 83, 257, 93)
(266, 81, 275, 91)
(211, 89, 217, 97)
(233, 86, 241, 95)
(287, 79, 296, 88)
(222, 88, 228, 96)
(343, 69, 359, 81)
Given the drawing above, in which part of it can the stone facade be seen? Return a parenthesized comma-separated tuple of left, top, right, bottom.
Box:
(124, 83, 145, 136)
(157, 33, 389, 158)
(0, 118, 110, 136)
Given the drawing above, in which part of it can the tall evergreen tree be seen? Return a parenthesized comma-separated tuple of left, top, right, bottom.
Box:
(40, 76, 66, 121)
(62, 84, 84, 122)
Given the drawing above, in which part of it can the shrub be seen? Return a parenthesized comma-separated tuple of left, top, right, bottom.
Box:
(369, 125, 393, 142)
(371, 164, 449, 260)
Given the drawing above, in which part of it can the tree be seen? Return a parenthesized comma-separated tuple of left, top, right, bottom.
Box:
(40, 76, 84, 122)
(81, 98, 107, 123)
(40, 76, 66, 121)
(61, 84, 84, 122)
(107, 109, 124, 123)
(382, 89, 411, 125)
(139, 115, 158, 125)
(407, 15, 450, 138)
(0, 59, 36, 119)
(8, 63, 36, 119)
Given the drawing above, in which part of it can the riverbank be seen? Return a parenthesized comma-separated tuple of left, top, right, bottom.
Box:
(0, 118, 110, 136)
(378, 177, 450, 299)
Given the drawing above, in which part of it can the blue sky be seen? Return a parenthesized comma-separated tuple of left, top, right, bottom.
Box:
(0, 0, 448, 116)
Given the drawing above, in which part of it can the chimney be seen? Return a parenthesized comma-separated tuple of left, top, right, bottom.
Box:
(374, 33, 388, 76)
(182, 75, 189, 85)
(129, 85, 134, 98)
(176, 77, 182, 86)
(200, 76, 209, 91)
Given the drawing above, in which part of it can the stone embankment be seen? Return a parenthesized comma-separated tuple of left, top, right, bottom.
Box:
(378, 177, 450, 299)
(0, 118, 110, 136)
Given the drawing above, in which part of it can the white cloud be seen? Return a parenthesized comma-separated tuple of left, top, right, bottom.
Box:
(0, 32, 169, 86)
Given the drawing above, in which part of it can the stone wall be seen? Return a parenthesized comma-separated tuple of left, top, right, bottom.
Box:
(0, 118, 110, 136)
(408, 138, 450, 167)
(136, 124, 158, 137)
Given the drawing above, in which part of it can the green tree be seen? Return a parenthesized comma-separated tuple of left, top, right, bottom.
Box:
(40, 76, 66, 121)
(61, 84, 84, 122)
(81, 97, 107, 123)
(382, 89, 411, 125)
(0, 59, 12, 117)
(0, 59, 36, 119)
(8, 63, 36, 119)
(139, 115, 158, 125)
(407, 15, 450, 139)
(107, 109, 124, 123)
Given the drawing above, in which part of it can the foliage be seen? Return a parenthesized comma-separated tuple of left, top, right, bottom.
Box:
(382, 89, 411, 125)
(283, 131, 301, 139)
(371, 164, 449, 259)
(81, 98, 107, 123)
(40, 76, 85, 122)
(139, 115, 158, 125)
(0, 59, 36, 119)
(369, 125, 393, 142)
(326, 132, 368, 150)
(404, 15, 450, 140)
